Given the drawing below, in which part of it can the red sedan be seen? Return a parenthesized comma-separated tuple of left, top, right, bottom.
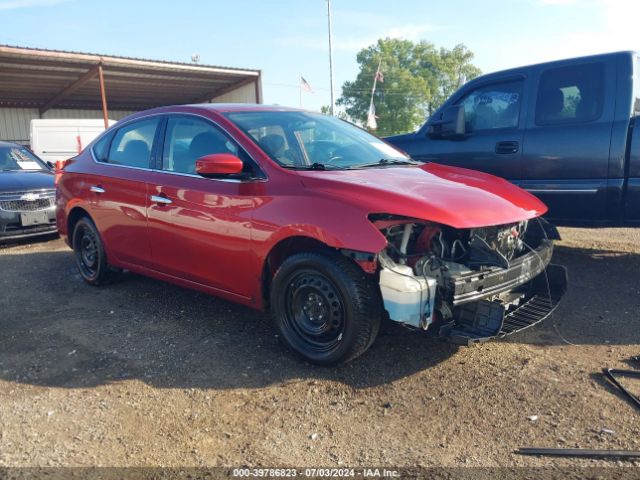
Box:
(56, 104, 567, 364)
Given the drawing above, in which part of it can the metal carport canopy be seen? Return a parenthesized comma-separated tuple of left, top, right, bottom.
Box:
(0, 45, 262, 127)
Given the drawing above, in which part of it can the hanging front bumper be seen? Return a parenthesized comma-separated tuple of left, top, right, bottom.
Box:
(443, 239, 556, 307)
(438, 263, 568, 345)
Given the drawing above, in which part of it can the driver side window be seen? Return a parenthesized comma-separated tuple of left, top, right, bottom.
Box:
(458, 80, 523, 133)
(162, 117, 239, 174)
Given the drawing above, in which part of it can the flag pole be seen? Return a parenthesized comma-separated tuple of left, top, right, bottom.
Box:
(299, 73, 302, 108)
(368, 58, 381, 119)
(327, 0, 335, 115)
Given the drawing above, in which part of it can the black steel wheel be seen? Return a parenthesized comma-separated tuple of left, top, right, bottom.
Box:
(72, 216, 119, 285)
(270, 251, 382, 365)
(285, 270, 346, 352)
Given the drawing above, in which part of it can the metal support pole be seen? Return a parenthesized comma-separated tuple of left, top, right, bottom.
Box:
(97, 63, 109, 129)
(369, 58, 381, 116)
(327, 0, 335, 115)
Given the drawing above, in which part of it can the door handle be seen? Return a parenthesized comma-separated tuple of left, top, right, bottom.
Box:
(90, 185, 105, 194)
(150, 194, 172, 205)
(495, 141, 519, 154)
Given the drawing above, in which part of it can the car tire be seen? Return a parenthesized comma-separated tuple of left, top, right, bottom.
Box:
(270, 251, 382, 365)
(72, 216, 120, 286)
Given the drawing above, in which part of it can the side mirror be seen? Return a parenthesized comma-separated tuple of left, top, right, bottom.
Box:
(195, 153, 244, 177)
(428, 105, 466, 139)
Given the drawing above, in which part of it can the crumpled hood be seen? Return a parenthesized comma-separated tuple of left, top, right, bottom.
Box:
(298, 163, 547, 229)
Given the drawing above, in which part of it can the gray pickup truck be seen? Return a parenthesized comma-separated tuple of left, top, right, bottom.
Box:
(387, 51, 640, 225)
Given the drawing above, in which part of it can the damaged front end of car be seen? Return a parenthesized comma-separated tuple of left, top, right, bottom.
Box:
(368, 214, 568, 345)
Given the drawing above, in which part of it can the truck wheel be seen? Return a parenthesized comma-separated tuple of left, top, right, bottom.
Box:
(72, 217, 120, 286)
(270, 251, 382, 365)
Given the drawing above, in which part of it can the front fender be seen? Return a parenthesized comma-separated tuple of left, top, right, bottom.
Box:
(251, 193, 388, 256)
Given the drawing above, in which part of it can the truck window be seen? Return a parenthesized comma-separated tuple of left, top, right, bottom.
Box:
(634, 56, 640, 116)
(457, 80, 523, 133)
(535, 62, 604, 126)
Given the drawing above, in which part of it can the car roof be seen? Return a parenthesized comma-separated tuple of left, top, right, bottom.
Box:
(184, 103, 308, 113)
(115, 103, 317, 125)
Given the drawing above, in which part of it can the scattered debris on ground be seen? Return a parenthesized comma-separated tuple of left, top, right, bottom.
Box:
(1, 228, 639, 467)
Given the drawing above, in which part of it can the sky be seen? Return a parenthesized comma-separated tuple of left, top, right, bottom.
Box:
(1, 0, 639, 112)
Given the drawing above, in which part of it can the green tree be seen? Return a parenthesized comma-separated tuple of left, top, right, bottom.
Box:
(320, 105, 349, 121)
(337, 38, 481, 136)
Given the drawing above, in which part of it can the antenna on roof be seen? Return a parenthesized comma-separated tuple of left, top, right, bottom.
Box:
(191, 54, 200, 64)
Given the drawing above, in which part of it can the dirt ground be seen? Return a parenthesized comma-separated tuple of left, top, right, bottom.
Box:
(0, 227, 639, 471)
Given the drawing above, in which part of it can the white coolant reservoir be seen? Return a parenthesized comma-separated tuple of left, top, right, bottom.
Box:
(379, 265, 437, 329)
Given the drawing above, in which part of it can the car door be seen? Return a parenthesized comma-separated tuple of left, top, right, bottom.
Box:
(90, 117, 161, 266)
(145, 114, 264, 299)
(520, 60, 614, 221)
(414, 78, 526, 182)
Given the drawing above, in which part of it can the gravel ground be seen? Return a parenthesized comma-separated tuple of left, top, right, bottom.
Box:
(0, 227, 639, 471)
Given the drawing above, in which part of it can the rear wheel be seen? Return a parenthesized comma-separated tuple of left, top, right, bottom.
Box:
(270, 251, 382, 365)
(72, 217, 120, 285)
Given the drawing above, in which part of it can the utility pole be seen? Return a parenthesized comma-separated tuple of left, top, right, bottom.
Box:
(327, 0, 335, 115)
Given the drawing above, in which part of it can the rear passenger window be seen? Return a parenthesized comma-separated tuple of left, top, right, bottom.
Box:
(107, 118, 160, 168)
(92, 131, 114, 162)
(535, 63, 604, 126)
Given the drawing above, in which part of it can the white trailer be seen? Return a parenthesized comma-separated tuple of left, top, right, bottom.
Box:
(30, 119, 116, 163)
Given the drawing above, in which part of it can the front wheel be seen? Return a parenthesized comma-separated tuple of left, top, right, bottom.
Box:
(270, 251, 382, 365)
(72, 217, 120, 286)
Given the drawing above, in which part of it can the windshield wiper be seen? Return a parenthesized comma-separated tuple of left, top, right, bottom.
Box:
(282, 162, 336, 171)
(352, 158, 421, 169)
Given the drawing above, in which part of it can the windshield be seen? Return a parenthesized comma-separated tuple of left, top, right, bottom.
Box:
(0, 145, 48, 172)
(225, 111, 414, 170)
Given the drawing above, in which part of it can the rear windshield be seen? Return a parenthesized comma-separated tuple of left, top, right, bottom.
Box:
(0, 145, 48, 171)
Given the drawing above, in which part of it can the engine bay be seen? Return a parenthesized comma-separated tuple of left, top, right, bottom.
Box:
(381, 219, 533, 269)
(373, 215, 557, 331)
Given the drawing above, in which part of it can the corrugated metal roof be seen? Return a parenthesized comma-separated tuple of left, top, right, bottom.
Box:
(0, 45, 261, 111)
(0, 44, 259, 73)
